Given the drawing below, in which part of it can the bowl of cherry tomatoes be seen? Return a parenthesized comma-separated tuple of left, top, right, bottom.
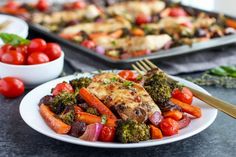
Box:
(0, 33, 64, 87)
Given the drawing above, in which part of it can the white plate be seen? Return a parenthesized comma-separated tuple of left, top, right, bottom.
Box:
(0, 14, 28, 45)
(19, 71, 217, 148)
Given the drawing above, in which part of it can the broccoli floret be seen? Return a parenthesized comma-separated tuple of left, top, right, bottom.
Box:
(69, 77, 92, 91)
(59, 109, 75, 125)
(144, 71, 172, 104)
(116, 120, 150, 143)
(86, 107, 100, 116)
(49, 92, 77, 114)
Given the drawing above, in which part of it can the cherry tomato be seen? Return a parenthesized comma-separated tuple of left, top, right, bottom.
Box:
(16, 45, 28, 56)
(160, 118, 179, 136)
(0, 77, 25, 98)
(81, 40, 95, 49)
(169, 8, 187, 17)
(27, 52, 49, 65)
(1, 50, 25, 65)
(73, 0, 86, 9)
(52, 82, 74, 96)
(98, 126, 115, 142)
(135, 14, 151, 25)
(118, 70, 137, 81)
(28, 38, 47, 53)
(172, 87, 193, 104)
(36, 0, 49, 11)
(44, 43, 62, 61)
(5, 0, 20, 9)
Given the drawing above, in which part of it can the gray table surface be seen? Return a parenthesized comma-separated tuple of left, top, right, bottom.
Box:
(0, 32, 236, 157)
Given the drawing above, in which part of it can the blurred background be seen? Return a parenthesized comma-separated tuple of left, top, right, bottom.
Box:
(0, 0, 235, 16)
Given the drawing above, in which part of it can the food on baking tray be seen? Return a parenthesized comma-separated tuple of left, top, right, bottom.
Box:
(38, 70, 202, 143)
(1, 0, 235, 60)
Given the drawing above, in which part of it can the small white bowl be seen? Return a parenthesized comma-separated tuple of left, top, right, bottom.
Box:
(0, 52, 64, 88)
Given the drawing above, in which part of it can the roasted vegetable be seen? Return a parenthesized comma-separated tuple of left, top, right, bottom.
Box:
(144, 71, 172, 104)
(39, 104, 71, 134)
(59, 109, 75, 125)
(49, 92, 77, 114)
(116, 120, 150, 143)
(79, 87, 117, 119)
(70, 121, 87, 137)
(86, 107, 100, 116)
(69, 77, 92, 91)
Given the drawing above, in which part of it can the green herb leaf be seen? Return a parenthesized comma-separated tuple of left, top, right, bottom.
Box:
(101, 115, 107, 125)
(221, 66, 236, 74)
(209, 67, 228, 76)
(111, 40, 117, 46)
(0, 33, 30, 47)
(123, 81, 134, 87)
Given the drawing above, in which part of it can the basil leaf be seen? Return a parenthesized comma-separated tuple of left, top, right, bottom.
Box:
(229, 72, 236, 78)
(221, 66, 236, 74)
(209, 67, 228, 76)
(0, 33, 30, 47)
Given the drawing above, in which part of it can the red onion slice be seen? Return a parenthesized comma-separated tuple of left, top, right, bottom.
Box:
(149, 111, 163, 126)
(178, 115, 191, 129)
(79, 123, 103, 141)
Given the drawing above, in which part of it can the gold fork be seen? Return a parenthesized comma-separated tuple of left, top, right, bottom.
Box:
(132, 58, 236, 119)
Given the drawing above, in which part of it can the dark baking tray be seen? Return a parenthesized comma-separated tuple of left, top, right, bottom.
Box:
(20, 4, 236, 67)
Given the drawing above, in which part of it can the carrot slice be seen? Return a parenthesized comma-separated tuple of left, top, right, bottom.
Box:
(131, 28, 145, 36)
(226, 19, 236, 29)
(74, 106, 83, 113)
(170, 98, 202, 118)
(79, 87, 117, 119)
(76, 111, 117, 127)
(150, 125, 163, 139)
(109, 29, 123, 38)
(59, 33, 75, 40)
(89, 32, 107, 40)
(0, 7, 27, 15)
(39, 104, 71, 134)
(163, 110, 183, 121)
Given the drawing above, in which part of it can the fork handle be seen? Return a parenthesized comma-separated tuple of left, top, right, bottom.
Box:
(187, 86, 236, 119)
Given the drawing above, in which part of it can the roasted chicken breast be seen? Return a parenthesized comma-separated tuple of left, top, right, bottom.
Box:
(87, 73, 161, 123)
(60, 17, 131, 35)
(107, 0, 165, 18)
(32, 5, 100, 25)
(94, 34, 172, 52)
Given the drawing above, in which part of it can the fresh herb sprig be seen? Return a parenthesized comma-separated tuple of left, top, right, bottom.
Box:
(0, 33, 30, 47)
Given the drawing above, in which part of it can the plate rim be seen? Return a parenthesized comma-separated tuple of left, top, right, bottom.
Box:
(19, 71, 218, 148)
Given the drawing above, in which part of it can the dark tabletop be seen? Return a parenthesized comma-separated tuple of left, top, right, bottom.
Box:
(0, 32, 236, 157)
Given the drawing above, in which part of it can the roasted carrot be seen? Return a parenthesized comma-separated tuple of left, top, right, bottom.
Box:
(0, 8, 27, 15)
(163, 110, 183, 121)
(39, 104, 71, 134)
(132, 50, 149, 57)
(226, 19, 236, 29)
(74, 106, 83, 114)
(79, 87, 117, 119)
(89, 32, 107, 40)
(76, 111, 117, 127)
(150, 125, 163, 139)
(170, 98, 202, 118)
(131, 28, 145, 36)
(59, 33, 75, 40)
(109, 29, 123, 38)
